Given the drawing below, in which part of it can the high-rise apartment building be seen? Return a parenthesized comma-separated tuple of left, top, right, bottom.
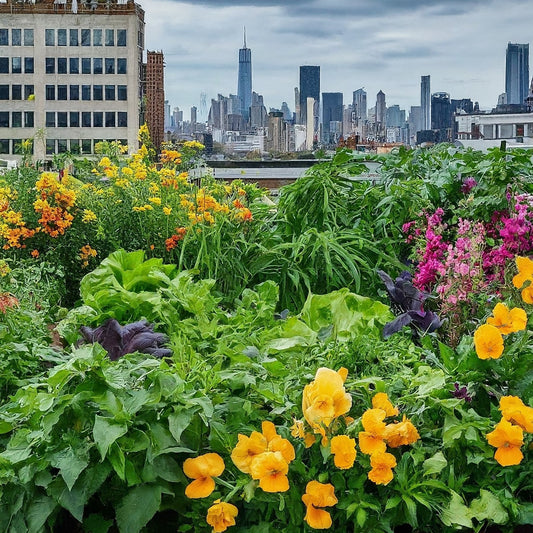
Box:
(352, 88, 367, 123)
(237, 29, 252, 123)
(431, 92, 452, 130)
(421, 75, 431, 130)
(0, 0, 145, 161)
(299, 65, 320, 126)
(375, 90, 386, 139)
(505, 43, 529, 105)
(322, 92, 343, 144)
(145, 50, 164, 150)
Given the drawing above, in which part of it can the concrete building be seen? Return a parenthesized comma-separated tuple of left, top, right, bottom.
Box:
(375, 90, 386, 140)
(352, 88, 367, 122)
(237, 29, 252, 123)
(145, 50, 164, 150)
(0, 0, 145, 161)
(505, 43, 529, 106)
(266, 110, 287, 152)
(421, 75, 431, 130)
(299, 65, 319, 126)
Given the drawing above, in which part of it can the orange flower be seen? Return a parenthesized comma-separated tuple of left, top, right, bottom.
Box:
(383, 416, 420, 448)
(473, 324, 504, 359)
(262, 421, 295, 463)
(358, 432, 387, 455)
(249, 451, 289, 492)
(372, 392, 399, 417)
(0, 293, 19, 313)
(486, 418, 524, 466)
(231, 432, 267, 473)
(183, 453, 225, 499)
(206, 499, 238, 533)
(302, 480, 337, 529)
(521, 285, 533, 305)
(487, 303, 527, 334)
(512, 256, 533, 290)
(368, 452, 397, 485)
(330, 435, 356, 469)
(304, 505, 333, 530)
(31, 249, 39, 258)
(499, 396, 533, 433)
(358, 408, 387, 455)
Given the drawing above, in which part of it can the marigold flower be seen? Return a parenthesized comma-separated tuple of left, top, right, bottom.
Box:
(372, 393, 399, 417)
(330, 435, 357, 469)
(249, 451, 289, 492)
(473, 324, 504, 359)
(206, 499, 238, 533)
(231, 432, 267, 473)
(368, 452, 397, 485)
(383, 416, 420, 448)
(499, 396, 533, 433)
(183, 453, 225, 499)
(31, 249, 39, 258)
(487, 303, 527, 334)
(486, 418, 524, 466)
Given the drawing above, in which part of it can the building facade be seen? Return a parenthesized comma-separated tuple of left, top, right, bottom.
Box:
(299, 65, 319, 126)
(237, 31, 252, 123)
(505, 43, 529, 106)
(0, 0, 145, 161)
(421, 75, 430, 131)
(321, 92, 343, 144)
(145, 50, 164, 150)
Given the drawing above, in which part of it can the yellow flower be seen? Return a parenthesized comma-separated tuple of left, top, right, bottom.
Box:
(486, 418, 524, 466)
(82, 209, 97, 223)
(499, 396, 533, 433)
(368, 452, 397, 485)
(302, 481, 337, 529)
(249, 451, 289, 493)
(487, 302, 527, 334)
(149, 197, 162, 205)
(121, 167, 134, 176)
(513, 256, 533, 303)
(231, 432, 267, 474)
(98, 157, 112, 168)
(290, 419, 306, 438)
(383, 416, 420, 448)
(330, 435, 357, 469)
(163, 206, 172, 216)
(261, 421, 295, 464)
(372, 392, 399, 417)
(183, 453, 225, 499)
(206, 499, 238, 533)
(473, 324, 504, 359)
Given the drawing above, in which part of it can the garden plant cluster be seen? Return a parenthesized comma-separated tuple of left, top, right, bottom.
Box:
(0, 132, 532, 532)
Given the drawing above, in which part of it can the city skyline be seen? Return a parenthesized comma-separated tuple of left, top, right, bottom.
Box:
(144, 0, 532, 119)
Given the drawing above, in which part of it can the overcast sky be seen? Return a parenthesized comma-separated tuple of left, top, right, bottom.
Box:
(143, 0, 531, 121)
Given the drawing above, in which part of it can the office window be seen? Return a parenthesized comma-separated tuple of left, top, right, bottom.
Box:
(23, 29, 33, 46)
(70, 112, 79, 127)
(69, 140, 80, 154)
(81, 139, 92, 154)
(117, 29, 127, 46)
(0, 85, 8, 99)
(46, 139, 55, 155)
(0, 140, 9, 154)
(57, 29, 67, 46)
(12, 140, 23, 154)
(45, 29, 55, 46)
(117, 58, 127, 74)
(12, 85, 22, 100)
(81, 29, 91, 46)
(12, 29, 21, 46)
(12, 112, 22, 128)
(45, 111, 56, 128)
(24, 57, 34, 73)
(70, 85, 79, 100)
(24, 85, 34, 99)
(45, 57, 55, 74)
(117, 112, 127, 127)
(69, 57, 79, 74)
(93, 112, 103, 127)
(24, 111, 34, 127)
(82, 57, 91, 74)
(0, 29, 8, 46)
(105, 29, 114, 46)
(46, 85, 55, 100)
(57, 112, 67, 128)
(105, 112, 115, 128)
(82, 112, 91, 127)
(12, 57, 22, 74)
(57, 85, 67, 100)
(93, 29, 102, 46)
(105, 85, 115, 101)
(105, 58, 114, 74)
(82, 85, 91, 101)
(93, 85, 103, 100)
(93, 57, 103, 74)
(0, 112, 9, 128)
(70, 29, 79, 46)
(58, 57, 67, 74)
(117, 85, 127, 101)
(0, 58, 8, 73)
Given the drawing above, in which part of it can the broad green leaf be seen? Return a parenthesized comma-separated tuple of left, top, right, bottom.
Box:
(423, 451, 448, 476)
(26, 495, 56, 533)
(115, 485, 162, 533)
(50, 447, 89, 491)
(470, 490, 508, 524)
(93, 415, 128, 460)
(168, 408, 196, 444)
(83, 513, 113, 533)
(440, 491, 473, 528)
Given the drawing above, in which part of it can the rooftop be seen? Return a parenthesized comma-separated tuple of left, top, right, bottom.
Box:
(0, 0, 143, 16)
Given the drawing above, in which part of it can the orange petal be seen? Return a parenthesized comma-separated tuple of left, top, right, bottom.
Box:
(185, 477, 215, 498)
(304, 505, 332, 529)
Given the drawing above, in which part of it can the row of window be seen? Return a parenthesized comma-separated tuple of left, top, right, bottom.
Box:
(0, 29, 34, 47)
(0, 110, 127, 129)
(0, 138, 128, 156)
(0, 111, 34, 128)
(0, 57, 33, 74)
(0, 85, 35, 100)
(45, 29, 127, 47)
(45, 84, 128, 101)
(46, 57, 127, 75)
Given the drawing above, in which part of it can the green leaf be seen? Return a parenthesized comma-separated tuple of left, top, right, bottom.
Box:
(440, 491, 473, 528)
(115, 485, 162, 533)
(168, 408, 196, 444)
(26, 495, 56, 533)
(423, 451, 448, 476)
(470, 490, 508, 524)
(50, 447, 89, 491)
(83, 513, 113, 533)
(93, 415, 128, 460)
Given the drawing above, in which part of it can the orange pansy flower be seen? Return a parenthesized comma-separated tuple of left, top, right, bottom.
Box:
(206, 499, 238, 533)
(473, 324, 504, 359)
(368, 452, 397, 485)
(231, 432, 267, 473)
(358, 431, 387, 455)
(302, 480, 338, 508)
(330, 435, 357, 469)
(261, 421, 295, 463)
(486, 418, 524, 466)
(304, 505, 333, 530)
(383, 416, 420, 448)
(499, 396, 533, 433)
(512, 256, 533, 290)
(183, 453, 225, 499)
(372, 392, 399, 417)
(487, 302, 527, 334)
(361, 408, 387, 436)
(249, 451, 289, 493)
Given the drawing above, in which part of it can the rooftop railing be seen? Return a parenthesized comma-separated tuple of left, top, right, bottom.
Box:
(0, 0, 143, 16)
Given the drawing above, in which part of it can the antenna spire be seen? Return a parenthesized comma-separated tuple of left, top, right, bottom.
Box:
(243, 26, 247, 48)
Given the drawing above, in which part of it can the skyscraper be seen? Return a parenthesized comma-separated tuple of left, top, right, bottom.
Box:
(237, 29, 252, 123)
(376, 90, 386, 139)
(322, 92, 343, 144)
(505, 43, 529, 105)
(145, 51, 165, 150)
(299, 66, 320, 126)
(352, 88, 367, 123)
(431, 92, 451, 130)
(421, 75, 431, 130)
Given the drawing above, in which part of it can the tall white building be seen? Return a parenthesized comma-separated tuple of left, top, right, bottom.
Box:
(0, 0, 145, 161)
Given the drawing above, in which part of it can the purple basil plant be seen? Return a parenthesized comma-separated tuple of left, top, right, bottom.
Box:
(80, 318, 172, 360)
(378, 270, 442, 339)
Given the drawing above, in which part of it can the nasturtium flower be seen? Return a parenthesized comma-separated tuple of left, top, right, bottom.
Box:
(368, 452, 397, 485)
(231, 432, 267, 474)
(206, 499, 238, 533)
(473, 324, 504, 359)
(330, 435, 357, 469)
(383, 416, 420, 448)
(183, 453, 225, 499)
(249, 451, 289, 493)
(487, 303, 527, 334)
(499, 396, 533, 433)
(486, 418, 524, 466)
(372, 393, 399, 417)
